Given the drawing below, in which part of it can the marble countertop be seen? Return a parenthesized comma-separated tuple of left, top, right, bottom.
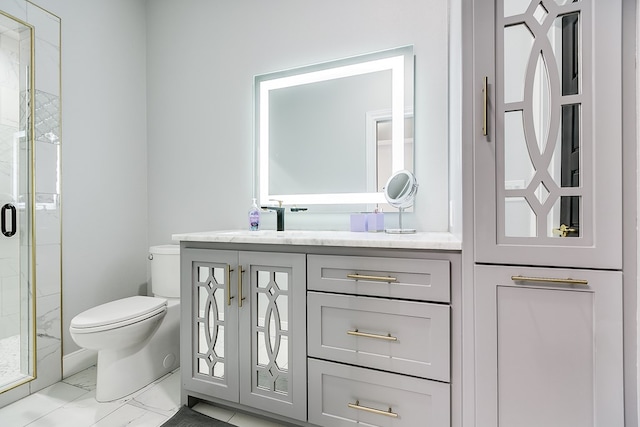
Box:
(172, 230, 462, 251)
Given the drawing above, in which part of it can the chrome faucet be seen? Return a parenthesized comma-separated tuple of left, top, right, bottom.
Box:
(262, 200, 285, 231)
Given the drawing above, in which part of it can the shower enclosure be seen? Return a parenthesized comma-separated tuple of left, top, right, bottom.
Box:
(0, 10, 35, 393)
(0, 1, 61, 407)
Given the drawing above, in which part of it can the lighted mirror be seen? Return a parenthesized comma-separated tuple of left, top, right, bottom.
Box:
(255, 46, 414, 209)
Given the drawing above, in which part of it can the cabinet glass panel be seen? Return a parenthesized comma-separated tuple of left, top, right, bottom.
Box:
(500, 1, 583, 241)
(505, 197, 536, 237)
(503, 0, 530, 17)
(504, 111, 534, 188)
(254, 268, 290, 396)
(194, 264, 227, 379)
(503, 24, 533, 104)
(554, 0, 581, 7)
(257, 270, 270, 288)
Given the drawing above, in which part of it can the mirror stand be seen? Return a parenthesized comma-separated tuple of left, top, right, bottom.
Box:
(385, 207, 416, 234)
(383, 169, 418, 234)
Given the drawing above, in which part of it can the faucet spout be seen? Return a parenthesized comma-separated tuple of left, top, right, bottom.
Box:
(261, 206, 285, 231)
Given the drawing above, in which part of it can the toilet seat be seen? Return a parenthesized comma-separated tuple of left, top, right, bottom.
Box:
(70, 296, 167, 333)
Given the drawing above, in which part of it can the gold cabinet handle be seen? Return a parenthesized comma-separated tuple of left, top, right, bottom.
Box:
(511, 275, 588, 286)
(347, 329, 398, 341)
(552, 224, 576, 237)
(482, 76, 488, 136)
(226, 266, 234, 306)
(346, 273, 397, 283)
(238, 266, 245, 308)
(348, 400, 398, 418)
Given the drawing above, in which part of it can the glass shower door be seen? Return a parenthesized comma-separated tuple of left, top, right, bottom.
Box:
(0, 10, 34, 391)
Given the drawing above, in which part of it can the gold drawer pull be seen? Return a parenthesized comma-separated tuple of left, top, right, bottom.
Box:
(511, 275, 588, 286)
(226, 266, 235, 306)
(347, 329, 398, 342)
(348, 400, 398, 418)
(482, 76, 488, 136)
(346, 273, 397, 283)
(238, 266, 246, 308)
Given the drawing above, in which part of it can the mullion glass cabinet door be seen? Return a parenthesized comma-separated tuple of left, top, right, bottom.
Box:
(181, 249, 239, 402)
(474, 0, 622, 269)
(238, 252, 307, 422)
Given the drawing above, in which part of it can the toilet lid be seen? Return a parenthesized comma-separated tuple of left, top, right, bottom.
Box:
(70, 296, 167, 329)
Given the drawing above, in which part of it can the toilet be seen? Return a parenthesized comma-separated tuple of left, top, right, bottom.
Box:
(69, 245, 181, 402)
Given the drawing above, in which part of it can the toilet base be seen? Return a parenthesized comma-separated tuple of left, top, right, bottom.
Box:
(95, 301, 180, 402)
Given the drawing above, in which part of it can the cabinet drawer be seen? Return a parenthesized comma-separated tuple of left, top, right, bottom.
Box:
(308, 358, 450, 427)
(307, 255, 450, 302)
(308, 292, 450, 381)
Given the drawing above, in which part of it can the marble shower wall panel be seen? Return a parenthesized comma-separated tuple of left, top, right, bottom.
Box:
(29, 1, 61, 395)
(35, 140, 58, 195)
(29, 292, 61, 392)
(35, 243, 59, 298)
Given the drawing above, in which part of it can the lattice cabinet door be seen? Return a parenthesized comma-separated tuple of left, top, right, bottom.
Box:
(473, 0, 622, 269)
(180, 249, 240, 402)
(238, 251, 307, 422)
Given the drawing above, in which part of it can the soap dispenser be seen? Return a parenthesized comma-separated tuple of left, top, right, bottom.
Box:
(249, 198, 260, 231)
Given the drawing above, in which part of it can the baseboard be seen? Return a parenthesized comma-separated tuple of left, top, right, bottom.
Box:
(62, 348, 97, 379)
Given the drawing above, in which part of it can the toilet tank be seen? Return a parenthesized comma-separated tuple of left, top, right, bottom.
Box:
(149, 245, 180, 298)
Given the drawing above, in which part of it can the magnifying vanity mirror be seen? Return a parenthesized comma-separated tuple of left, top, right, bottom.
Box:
(255, 46, 414, 211)
(384, 169, 418, 234)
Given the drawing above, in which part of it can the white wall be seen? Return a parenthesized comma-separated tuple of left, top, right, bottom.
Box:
(145, 0, 451, 244)
(32, 0, 149, 355)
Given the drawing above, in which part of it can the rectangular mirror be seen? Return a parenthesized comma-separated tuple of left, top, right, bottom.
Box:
(255, 46, 414, 209)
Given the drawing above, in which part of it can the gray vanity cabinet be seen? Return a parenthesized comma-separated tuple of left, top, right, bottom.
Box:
(180, 248, 307, 422)
(474, 265, 623, 427)
(307, 254, 452, 427)
(472, 0, 622, 270)
(471, 0, 625, 425)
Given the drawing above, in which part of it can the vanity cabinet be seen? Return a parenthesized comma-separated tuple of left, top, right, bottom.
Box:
(474, 265, 623, 427)
(471, 0, 625, 425)
(176, 233, 461, 427)
(307, 254, 452, 427)
(180, 248, 307, 421)
(473, 0, 622, 270)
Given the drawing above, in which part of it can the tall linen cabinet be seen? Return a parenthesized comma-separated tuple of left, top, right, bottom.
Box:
(471, 1, 624, 426)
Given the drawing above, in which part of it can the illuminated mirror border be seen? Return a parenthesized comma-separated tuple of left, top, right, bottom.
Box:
(255, 46, 413, 206)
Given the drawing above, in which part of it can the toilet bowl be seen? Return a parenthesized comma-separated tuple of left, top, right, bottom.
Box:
(69, 245, 180, 402)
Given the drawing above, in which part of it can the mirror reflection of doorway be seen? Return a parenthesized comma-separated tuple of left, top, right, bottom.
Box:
(371, 114, 414, 212)
(376, 115, 414, 192)
(559, 12, 580, 237)
(0, 10, 35, 393)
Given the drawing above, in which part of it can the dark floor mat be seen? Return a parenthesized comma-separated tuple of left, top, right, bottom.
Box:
(162, 405, 234, 426)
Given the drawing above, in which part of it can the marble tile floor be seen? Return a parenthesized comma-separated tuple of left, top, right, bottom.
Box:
(0, 366, 287, 426)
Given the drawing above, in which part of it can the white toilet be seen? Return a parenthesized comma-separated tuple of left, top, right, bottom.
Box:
(69, 245, 181, 402)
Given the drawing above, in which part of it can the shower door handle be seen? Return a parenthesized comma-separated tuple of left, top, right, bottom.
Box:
(1, 203, 16, 237)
